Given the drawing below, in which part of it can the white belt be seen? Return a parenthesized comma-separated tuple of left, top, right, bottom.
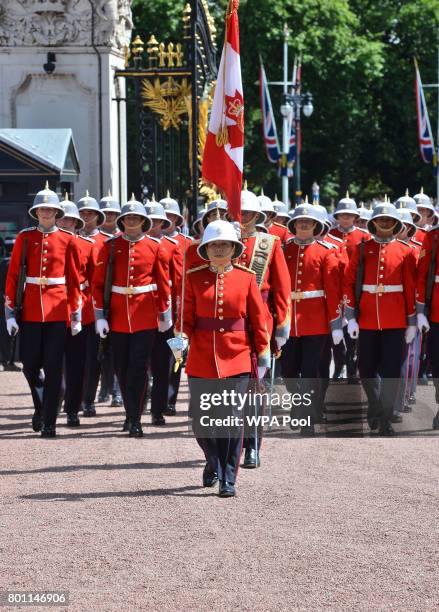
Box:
(434, 276, 439, 283)
(80, 280, 89, 291)
(26, 276, 65, 286)
(291, 290, 325, 300)
(362, 284, 403, 294)
(111, 283, 157, 295)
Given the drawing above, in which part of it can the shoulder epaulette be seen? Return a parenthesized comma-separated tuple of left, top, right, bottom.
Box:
(59, 228, 74, 235)
(99, 230, 112, 238)
(183, 234, 194, 241)
(411, 239, 422, 246)
(317, 240, 332, 249)
(273, 222, 287, 229)
(327, 233, 343, 243)
(188, 264, 209, 273)
(20, 227, 36, 233)
(233, 263, 256, 274)
(191, 239, 201, 245)
(78, 234, 94, 243)
(164, 235, 178, 245)
(396, 239, 412, 248)
(146, 235, 160, 243)
(284, 237, 295, 246)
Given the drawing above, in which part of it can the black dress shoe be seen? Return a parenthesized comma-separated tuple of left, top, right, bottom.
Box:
(32, 412, 42, 432)
(433, 410, 439, 430)
(122, 419, 130, 432)
(408, 394, 416, 405)
(218, 481, 235, 497)
(390, 414, 403, 423)
(242, 448, 260, 469)
(66, 413, 80, 427)
(367, 417, 379, 431)
(163, 405, 177, 416)
(403, 404, 412, 413)
(151, 414, 166, 426)
(202, 464, 218, 487)
(379, 422, 396, 437)
(129, 421, 143, 437)
(41, 425, 56, 438)
(111, 395, 123, 407)
(300, 424, 315, 437)
(98, 393, 110, 403)
(83, 404, 96, 417)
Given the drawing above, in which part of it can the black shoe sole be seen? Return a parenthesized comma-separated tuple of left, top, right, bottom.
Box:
(203, 478, 219, 488)
(218, 490, 235, 498)
(242, 461, 259, 469)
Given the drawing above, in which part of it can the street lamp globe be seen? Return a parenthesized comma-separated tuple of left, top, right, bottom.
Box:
(303, 100, 314, 117)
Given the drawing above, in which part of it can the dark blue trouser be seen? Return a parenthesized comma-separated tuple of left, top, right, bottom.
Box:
(112, 329, 155, 421)
(20, 321, 66, 427)
(189, 374, 248, 484)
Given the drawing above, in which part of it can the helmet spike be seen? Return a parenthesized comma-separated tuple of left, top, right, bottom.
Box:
(166, 189, 170, 198)
(64, 192, 69, 201)
(130, 193, 136, 201)
(261, 187, 264, 196)
(420, 186, 424, 194)
(45, 180, 49, 190)
(346, 190, 349, 198)
(85, 189, 89, 197)
(405, 188, 409, 197)
(151, 193, 156, 202)
(108, 189, 112, 197)
(243, 179, 248, 190)
(304, 195, 309, 204)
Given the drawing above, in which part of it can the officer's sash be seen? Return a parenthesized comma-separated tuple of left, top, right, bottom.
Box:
(248, 232, 276, 288)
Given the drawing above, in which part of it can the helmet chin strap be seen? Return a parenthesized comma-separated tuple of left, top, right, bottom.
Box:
(373, 219, 398, 235)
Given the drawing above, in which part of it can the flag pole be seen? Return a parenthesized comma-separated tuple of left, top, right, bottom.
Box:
(281, 23, 290, 207)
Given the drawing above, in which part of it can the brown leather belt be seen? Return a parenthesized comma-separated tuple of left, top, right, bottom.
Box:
(261, 290, 269, 303)
(195, 317, 248, 331)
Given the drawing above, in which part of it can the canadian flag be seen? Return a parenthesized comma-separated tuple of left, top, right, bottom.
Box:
(202, 0, 243, 222)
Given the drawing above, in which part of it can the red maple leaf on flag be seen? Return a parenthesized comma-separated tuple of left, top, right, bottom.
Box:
(224, 91, 244, 148)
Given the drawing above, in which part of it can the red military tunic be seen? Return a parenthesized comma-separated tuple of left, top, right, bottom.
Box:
(268, 222, 292, 244)
(344, 238, 416, 330)
(5, 226, 81, 323)
(414, 227, 427, 244)
(93, 234, 171, 333)
(186, 240, 205, 270)
(416, 228, 439, 322)
(159, 235, 183, 318)
(329, 226, 369, 260)
(235, 233, 291, 340)
(75, 235, 97, 326)
(283, 238, 342, 337)
(178, 264, 270, 378)
(324, 232, 349, 273)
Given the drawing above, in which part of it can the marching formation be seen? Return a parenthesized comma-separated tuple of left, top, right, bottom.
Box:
(3, 182, 439, 497)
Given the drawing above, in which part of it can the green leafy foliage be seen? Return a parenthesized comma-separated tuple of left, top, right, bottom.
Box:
(130, 0, 438, 205)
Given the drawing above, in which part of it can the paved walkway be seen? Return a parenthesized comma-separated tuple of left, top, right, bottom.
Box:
(0, 371, 438, 610)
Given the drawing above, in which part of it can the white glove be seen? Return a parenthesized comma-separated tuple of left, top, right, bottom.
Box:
(347, 319, 359, 339)
(331, 329, 344, 345)
(158, 318, 173, 333)
(405, 325, 417, 344)
(342, 317, 348, 328)
(96, 318, 109, 339)
(71, 321, 82, 336)
(6, 317, 19, 336)
(231, 221, 241, 240)
(417, 313, 430, 333)
(257, 366, 267, 379)
(275, 335, 287, 350)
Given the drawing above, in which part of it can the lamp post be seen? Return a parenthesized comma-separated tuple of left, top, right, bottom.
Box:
(282, 89, 313, 205)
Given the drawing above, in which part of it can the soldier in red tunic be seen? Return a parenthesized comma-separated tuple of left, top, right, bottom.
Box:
(161, 192, 193, 415)
(5, 184, 82, 437)
(56, 196, 96, 427)
(258, 190, 291, 244)
(343, 202, 417, 436)
(144, 199, 182, 425)
(76, 192, 111, 416)
(93, 199, 171, 437)
(283, 203, 343, 435)
(416, 207, 439, 429)
(176, 220, 270, 497)
(234, 188, 291, 464)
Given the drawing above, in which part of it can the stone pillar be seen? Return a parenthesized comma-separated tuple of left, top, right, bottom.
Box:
(0, 0, 132, 203)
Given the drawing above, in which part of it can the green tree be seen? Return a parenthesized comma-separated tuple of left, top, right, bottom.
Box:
(129, 0, 439, 206)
